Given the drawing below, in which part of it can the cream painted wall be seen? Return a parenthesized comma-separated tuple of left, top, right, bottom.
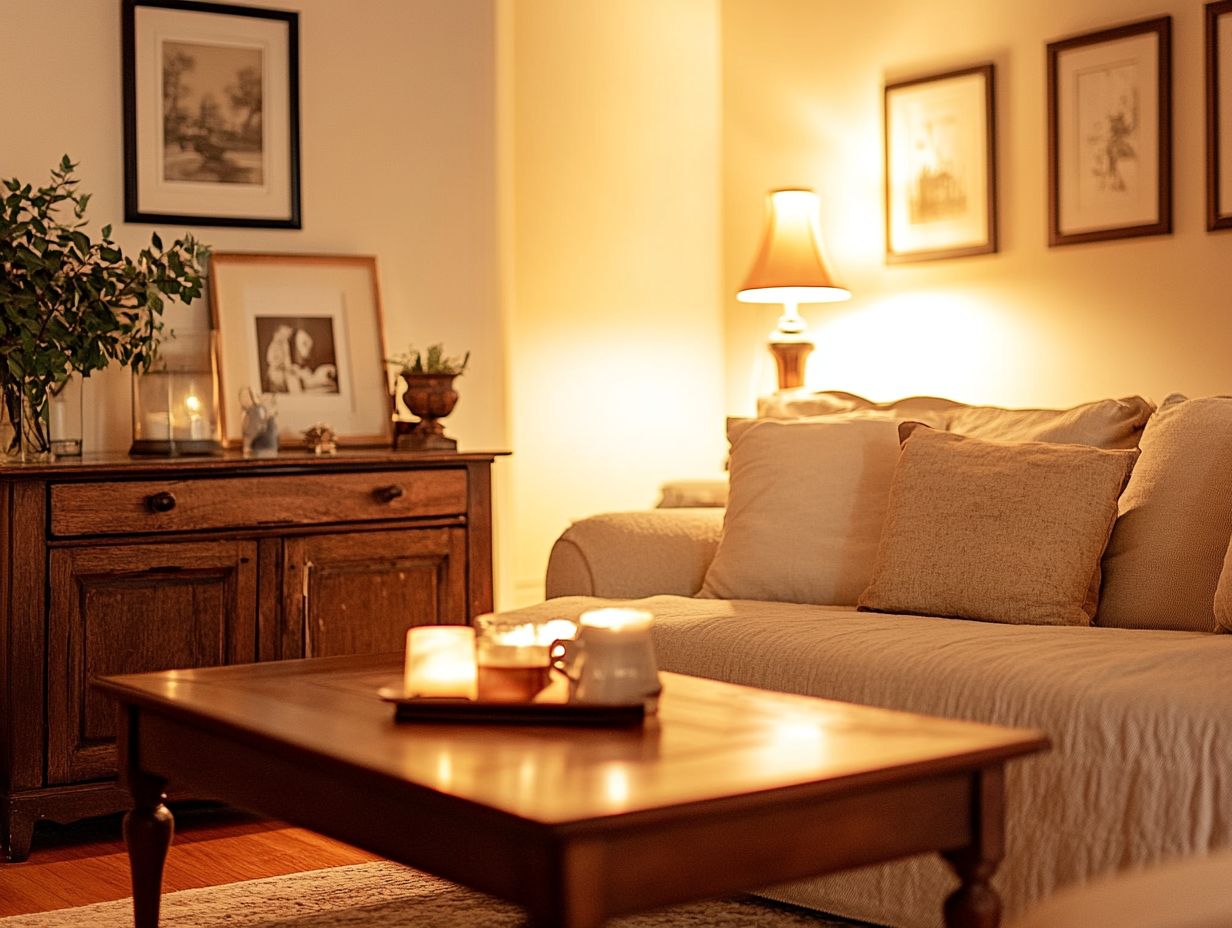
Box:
(723, 0, 1232, 415)
(505, 0, 726, 604)
(3, 0, 512, 597)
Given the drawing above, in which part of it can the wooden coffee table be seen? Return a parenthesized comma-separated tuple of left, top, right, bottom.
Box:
(98, 655, 1047, 928)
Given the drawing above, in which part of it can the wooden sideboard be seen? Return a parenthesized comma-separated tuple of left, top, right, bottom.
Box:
(0, 449, 506, 860)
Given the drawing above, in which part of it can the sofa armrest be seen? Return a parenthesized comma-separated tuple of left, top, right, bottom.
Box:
(545, 509, 725, 599)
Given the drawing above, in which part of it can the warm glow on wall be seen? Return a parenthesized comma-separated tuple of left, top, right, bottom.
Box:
(802, 291, 1056, 404)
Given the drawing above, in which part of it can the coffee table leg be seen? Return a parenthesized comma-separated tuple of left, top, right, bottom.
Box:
(941, 767, 1004, 928)
(124, 770, 174, 928)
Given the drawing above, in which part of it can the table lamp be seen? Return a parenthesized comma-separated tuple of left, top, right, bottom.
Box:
(737, 188, 850, 390)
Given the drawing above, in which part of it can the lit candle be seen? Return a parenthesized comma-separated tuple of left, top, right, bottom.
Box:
(183, 393, 209, 440)
(404, 626, 477, 699)
(579, 607, 653, 633)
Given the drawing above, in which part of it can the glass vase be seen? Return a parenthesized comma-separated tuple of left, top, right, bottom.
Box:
(48, 374, 83, 457)
(0, 379, 52, 463)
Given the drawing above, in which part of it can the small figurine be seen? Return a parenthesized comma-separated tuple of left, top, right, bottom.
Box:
(239, 388, 279, 458)
(303, 422, 338, 455)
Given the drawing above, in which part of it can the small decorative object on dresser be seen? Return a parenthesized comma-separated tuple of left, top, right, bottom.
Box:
(238, 387, 278, 457)
(389, 344, 469, 451)
(303, 422, 338, 455)
(1048, 17, 1172, 246)
(0, 156, 206, 462)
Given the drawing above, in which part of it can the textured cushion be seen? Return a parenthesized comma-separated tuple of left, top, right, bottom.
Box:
(859, 427, 1138, 626)
(757, 390, 1154, 449)
(1217, 539, 1232, 632)
(1099, 395, 1232, 632)
(700, 418, 901, 606)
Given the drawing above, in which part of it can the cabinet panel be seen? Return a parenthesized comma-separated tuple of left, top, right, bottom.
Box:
(293, 528, 468, 659)
(48, 541, 257, 784)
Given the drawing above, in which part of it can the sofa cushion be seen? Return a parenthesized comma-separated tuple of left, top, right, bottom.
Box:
(1218, 539, 1232, 632)
(858, 426, 1138, 626)
(1099, 395, 1232, 633)
(757, 390, 1154, 449)
(699, 418, 901, 606)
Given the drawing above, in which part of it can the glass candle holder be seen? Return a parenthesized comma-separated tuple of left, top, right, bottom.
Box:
(131, 331, 222, 456)
(404, 626, 478, 699)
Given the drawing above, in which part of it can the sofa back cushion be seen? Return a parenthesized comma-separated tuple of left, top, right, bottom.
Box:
(757, 391, 1154, 449)
(699, 418, 901, 606)
(1098, 395, 1232, 632)
(858, 426, 1138, 626)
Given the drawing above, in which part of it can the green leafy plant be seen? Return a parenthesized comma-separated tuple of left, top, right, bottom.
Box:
(0, 155, 208, 456)
(387, 343, 470, 376)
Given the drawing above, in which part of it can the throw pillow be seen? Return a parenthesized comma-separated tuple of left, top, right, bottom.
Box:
(699, 418, 902, 606)
(858, 427, 1138, 626)
(1098, 395, 1232, 633)
(756, 390, 1153, 449)
(1216, 538, 1232, 632)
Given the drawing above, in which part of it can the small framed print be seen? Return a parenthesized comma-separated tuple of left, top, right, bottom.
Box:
(1207, 1, 1232, 231)
(884, 64, 997, 263)
(1048, 17, 1171, 246)
(122, 0, 302, 228)
(209, 254, 393, 447)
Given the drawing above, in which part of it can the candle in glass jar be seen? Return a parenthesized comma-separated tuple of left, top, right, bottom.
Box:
(404, 626, 477, 699)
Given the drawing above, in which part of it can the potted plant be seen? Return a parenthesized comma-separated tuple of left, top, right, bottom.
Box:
(0, 156, 207, 460)
(387, 343, 469, 451)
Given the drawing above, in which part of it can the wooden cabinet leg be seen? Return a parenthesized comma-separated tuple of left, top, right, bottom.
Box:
(2, 807, 35, 862)
(941, 766, 1005, 928)
(124, 773, 174, 928)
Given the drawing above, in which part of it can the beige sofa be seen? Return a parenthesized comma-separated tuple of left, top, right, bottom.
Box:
(506, 391, 1232, 928)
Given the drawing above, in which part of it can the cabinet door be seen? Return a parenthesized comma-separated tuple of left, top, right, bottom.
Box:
(285, 527, 467, 659)
(48, 541, 258, 784)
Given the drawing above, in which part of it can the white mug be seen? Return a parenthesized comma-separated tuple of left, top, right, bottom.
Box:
(550, 608, 661, 705)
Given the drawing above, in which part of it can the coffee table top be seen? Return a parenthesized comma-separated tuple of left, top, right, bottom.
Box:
(98, 654, 1046, 827)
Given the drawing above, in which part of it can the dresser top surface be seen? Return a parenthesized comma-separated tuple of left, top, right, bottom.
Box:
(0, 449, 509, 480)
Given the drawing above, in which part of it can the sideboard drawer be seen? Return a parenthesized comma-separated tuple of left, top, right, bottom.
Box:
(50, 469, 469, 537)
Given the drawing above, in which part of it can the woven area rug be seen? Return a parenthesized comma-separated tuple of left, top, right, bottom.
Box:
(0, 861, 869, 927)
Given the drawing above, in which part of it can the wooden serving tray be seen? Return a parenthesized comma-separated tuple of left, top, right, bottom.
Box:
(377, 685, 646, 727)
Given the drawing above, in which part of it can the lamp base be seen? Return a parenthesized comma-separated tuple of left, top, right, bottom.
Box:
(768, 340, 813, 391)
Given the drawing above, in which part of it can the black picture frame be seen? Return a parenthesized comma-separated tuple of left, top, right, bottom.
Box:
(122, 0, 302, 229)
(1047, 17, 1171, 246)
(1207, 0, 1232, 231)
(884, 63, 998, 263)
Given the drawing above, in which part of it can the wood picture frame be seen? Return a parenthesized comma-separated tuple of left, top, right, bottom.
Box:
(884, 63, 997, 263)
(1047, 17, 1172, 246)
(122, 0, 302, 228)
(1208, 1, 1232, 231)
(209, 254, 393, 448)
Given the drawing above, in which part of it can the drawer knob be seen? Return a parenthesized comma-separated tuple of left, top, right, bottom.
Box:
(146, 491, 177, 514)
(374, 484, 405, 504)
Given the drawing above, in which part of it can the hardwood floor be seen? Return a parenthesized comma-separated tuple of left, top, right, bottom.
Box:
(0, 805, 378, 917)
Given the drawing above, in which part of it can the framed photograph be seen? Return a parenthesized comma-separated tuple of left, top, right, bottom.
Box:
(884, 64, 997, 263)
(209, 254, 392, 447)
(122, 0, 301, 228)
(1208, 1, 1232, 231)
(1047, 18, 1171, 246)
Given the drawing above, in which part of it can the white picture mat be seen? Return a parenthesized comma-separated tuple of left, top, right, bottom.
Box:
(1220, 14, 1232, 217)
(1057, 32, 1159, 235)
(134, 6, 292, 221)
(211, 258, 390, 445)
(887, 71, 990, 254)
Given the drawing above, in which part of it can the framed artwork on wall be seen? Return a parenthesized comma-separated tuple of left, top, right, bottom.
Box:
(122, 0, 302, 228)
(1208, 1, 1232, 231)
(209, 254, 393, 447)
(1047, 17, 1171, 247)
(884, 63, 997, 263)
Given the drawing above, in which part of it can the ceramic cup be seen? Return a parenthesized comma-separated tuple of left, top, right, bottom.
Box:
(549, 607, 661, 705)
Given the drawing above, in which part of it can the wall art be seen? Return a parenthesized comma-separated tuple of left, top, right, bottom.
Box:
(210, 254, 392, 447)
(885, 64, 997, 262)
(123, 0, 301, 228)
(1048, 17, 1171, 246)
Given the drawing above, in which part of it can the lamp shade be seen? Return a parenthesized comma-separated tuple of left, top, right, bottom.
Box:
(737, 189, 850, 305)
